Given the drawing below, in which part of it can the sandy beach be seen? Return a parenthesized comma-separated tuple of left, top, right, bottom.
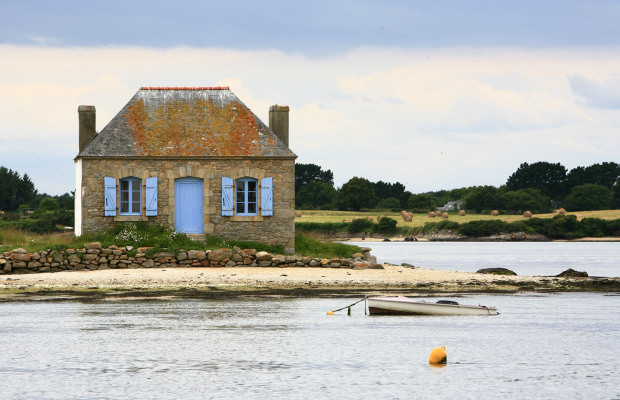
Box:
(1, 264, 618, 299)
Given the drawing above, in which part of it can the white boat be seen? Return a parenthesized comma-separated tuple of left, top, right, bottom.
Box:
(366, 296, 499, 316)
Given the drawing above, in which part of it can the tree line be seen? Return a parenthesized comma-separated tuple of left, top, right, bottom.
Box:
(296, 161, 620, 213)
(0, 166, 74, 232)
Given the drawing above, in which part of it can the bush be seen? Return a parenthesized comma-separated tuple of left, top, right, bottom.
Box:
(458, 220, 507, 237)
(347, 218, 374, 233)
(580, 217, 607, 237)
(296, 222, 349, 233)
(376, 216, 397, 233)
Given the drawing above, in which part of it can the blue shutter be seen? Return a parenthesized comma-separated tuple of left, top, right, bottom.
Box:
(104, 177, 117, 216)
(261, 177, 273, 216)
(146, 177, 158, 216)
(222, 177, 234, 216)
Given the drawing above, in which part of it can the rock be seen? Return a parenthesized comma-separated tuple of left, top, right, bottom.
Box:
(401, 263, 416, 269)
(143, 259, 155, 268)
(382, 238, 391, 242)
(209, 249, 233, 262)
(11, 252, 32, 262)
(476, 268, 517, 276)
(84, 242, 102, 249)
(188, 250, 206, 260)
(12, 248, 27, 253)
(369, 264, 385, 269)
(255, 251, 272, 261)
(557, 268, 588, 277)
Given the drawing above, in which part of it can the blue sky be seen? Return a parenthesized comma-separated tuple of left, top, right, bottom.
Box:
(1, 0, 619, 195)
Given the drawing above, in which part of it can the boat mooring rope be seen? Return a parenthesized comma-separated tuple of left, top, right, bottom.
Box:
(327, 296, 368, 315)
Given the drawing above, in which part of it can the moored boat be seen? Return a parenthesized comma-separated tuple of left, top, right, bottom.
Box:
(367, 296, 499, 316)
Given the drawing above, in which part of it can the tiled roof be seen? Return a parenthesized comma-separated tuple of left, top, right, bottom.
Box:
(77, 87, 296, 158)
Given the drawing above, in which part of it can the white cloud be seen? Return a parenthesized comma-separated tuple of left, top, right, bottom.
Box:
(569, 74, 620, 109)
(0, 45, 619, 195)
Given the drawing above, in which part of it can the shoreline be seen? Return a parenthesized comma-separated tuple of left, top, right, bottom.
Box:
(1, 264, 618, 300)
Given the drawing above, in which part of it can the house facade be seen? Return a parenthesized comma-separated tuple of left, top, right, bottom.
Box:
(75, 87, 297, 253)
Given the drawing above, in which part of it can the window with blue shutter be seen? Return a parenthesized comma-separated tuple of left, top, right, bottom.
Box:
(236, 177, 258, 216)
(261, 177, 273, 216)
(104, 177, 117, 216)
(145, 177, 158, 216)
(119, 177, 142, 215)
(222, 177, 234, 216)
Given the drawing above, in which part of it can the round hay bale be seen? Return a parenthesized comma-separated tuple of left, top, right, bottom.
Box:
(294, 212, 302, 218)
(441, 212, 449, 219)
(522, 211, 533, 218)
(491, 210, 499, 216)
(457, 210, 466, 216)
(427, 212, 436, 218)
(406, 212, 413, 218)
(556, 208, 566, 215)
(400, 210, 407, 217)
(366, 216, 374, 222)
(403, 214, 413, 222)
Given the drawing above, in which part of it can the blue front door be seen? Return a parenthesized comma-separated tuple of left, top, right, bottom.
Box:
(175, 177, 203, 234)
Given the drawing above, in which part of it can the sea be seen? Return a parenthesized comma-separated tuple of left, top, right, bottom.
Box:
(1, 242, 619, 399)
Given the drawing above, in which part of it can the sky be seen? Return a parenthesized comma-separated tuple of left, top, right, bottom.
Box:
(1, 0, 619, 196)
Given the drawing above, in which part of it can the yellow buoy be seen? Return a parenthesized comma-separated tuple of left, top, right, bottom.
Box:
(429, 346, 447, 364)
(326, 311, 334, 315)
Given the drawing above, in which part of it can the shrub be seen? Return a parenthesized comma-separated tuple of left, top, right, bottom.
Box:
(376, 216, 397, 233)
(347, 218, 374, 233)
(458, 220, 507, 237)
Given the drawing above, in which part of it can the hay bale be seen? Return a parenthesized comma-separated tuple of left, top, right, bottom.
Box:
(353, 217, 360, 221)
(491, 210, 499, 216)
(403, 214, 413, 222)
(294, 212, 302, 218)
(366, 216, 374, 222)
(554, 208, 566, 215)
(400, 210, 407, 217)
(441, 212, 449, 219)
(457, 210, 466, 216)
(522, 211, 533, 218)
(427, 212, 436, 218)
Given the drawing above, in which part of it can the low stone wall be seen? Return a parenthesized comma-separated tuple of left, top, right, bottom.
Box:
(0, 243, 380, 275)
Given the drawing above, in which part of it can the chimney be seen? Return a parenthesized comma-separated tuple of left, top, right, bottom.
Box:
(78, 105, 96, 152)
(269, 105, 289, 147)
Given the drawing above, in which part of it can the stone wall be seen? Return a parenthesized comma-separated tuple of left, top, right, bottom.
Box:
(78, 157, 295, 251)
(0, 244, 380, 274)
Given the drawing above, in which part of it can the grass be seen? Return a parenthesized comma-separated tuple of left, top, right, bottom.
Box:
(295, 209, 620, 229)
(0, 223, 362, 259)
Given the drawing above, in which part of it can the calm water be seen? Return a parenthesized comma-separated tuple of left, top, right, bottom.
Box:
(348, 241, 620, 277)
(1, 293, 619, 399)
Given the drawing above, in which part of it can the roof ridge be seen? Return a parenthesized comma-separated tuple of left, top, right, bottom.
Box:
(140, 86, 230, 90)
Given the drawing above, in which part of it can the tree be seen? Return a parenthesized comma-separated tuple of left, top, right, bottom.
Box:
(564, 184, 612, 211)
(463, 186, 502, 213)
(501, 188, 551, 214)
(0, 166, 37, 211)
(39, 197, 59, 211)
(296, 181, 337, 209)
(506, 162, 568, 201)
(567, 162, 620, 190)
(336, 177, 378, 211)
(295, 163, 334, 192)
(376, 197, 401, 210)
(407, 194, 435, 212)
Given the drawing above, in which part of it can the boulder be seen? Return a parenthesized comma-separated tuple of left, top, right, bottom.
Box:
(476, 268, 517, 276)
(208, 249, 232, 262)
(556, 268, 588, 277)
(255, 251, 272, 261)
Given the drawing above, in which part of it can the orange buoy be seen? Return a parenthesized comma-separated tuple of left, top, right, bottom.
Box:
(429, 346, 447, 364)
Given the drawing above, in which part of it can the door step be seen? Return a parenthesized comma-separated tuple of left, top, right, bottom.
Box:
(187, 234, 207, 242)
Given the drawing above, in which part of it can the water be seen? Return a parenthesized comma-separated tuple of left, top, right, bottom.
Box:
(1, 294, 619, 399)
(348, 241, 620, 277)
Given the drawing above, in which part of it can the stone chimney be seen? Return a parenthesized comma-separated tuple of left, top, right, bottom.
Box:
(78, 105, 97, 153)
(269, 105, 289, 147)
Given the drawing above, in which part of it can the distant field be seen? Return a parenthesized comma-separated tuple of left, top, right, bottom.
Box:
(295, 209, 620, 228)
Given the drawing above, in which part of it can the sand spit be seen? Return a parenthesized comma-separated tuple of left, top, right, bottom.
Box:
(1, 264, 618, 300)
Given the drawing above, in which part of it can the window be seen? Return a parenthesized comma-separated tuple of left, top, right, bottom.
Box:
(236, 177, 258, 215)
(221, 176, 273, 217)
(104, 176, 157, 217)
(119, 177, 141, 215)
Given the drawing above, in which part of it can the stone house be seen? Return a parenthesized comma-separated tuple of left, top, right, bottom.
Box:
(75, 87, 297, 253)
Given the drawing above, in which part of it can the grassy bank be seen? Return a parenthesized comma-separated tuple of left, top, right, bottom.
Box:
(0, 223, 362, 259)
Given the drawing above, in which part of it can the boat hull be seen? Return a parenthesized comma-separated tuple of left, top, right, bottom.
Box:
(367, 297, 499, 316)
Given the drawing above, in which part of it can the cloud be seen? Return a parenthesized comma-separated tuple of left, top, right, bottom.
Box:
(569, 74, 620, 109)
(0, 45, 619, 195)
